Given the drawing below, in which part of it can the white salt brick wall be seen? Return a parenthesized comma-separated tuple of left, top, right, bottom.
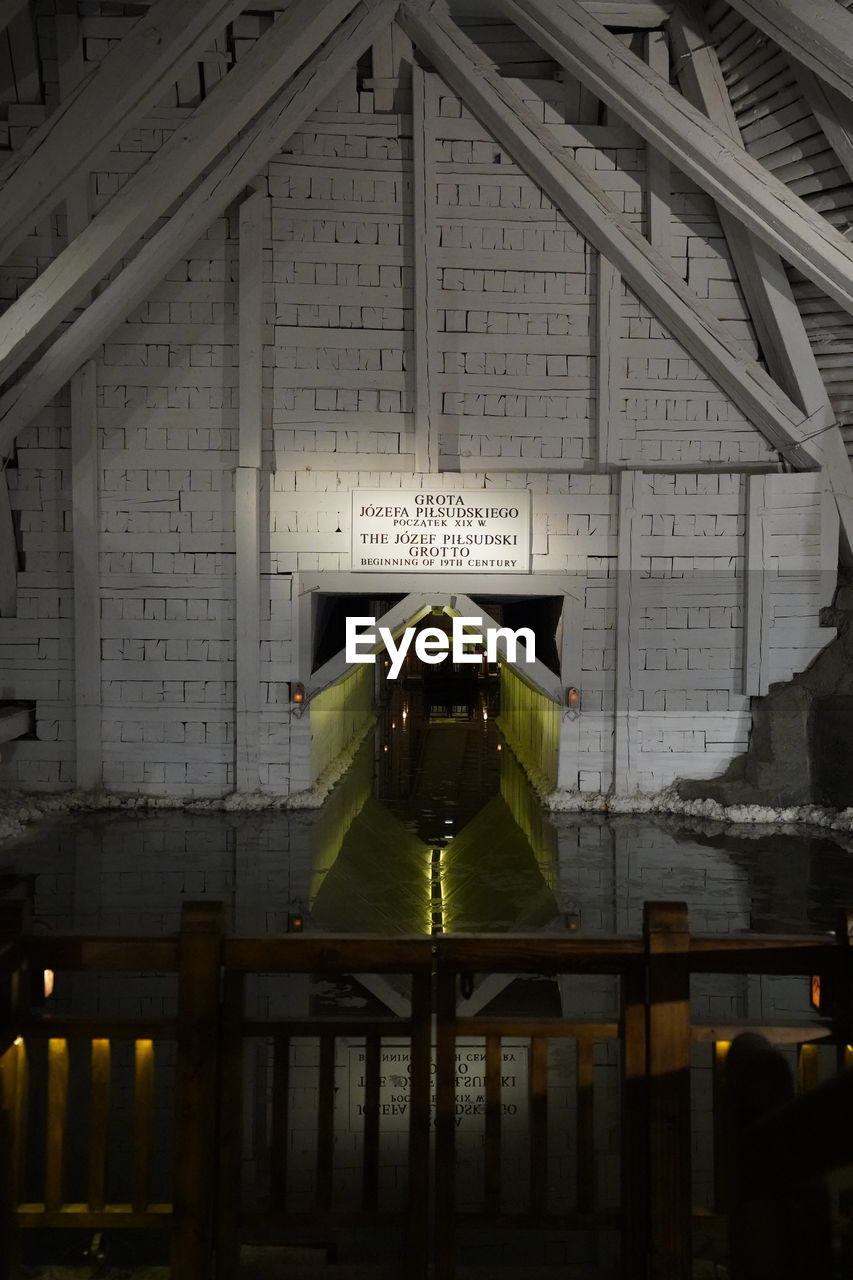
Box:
(0, 405, 76, 790)
(0, 63, 838, 800)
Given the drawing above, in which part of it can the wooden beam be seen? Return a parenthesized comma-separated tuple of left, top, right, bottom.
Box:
(0, 0, 249, 263)
(644, 29, 670, 255)
(0, 0, 366, 388)
(493, 0, 853, 320)
(71, 361, 102, 788)
(58, 14, 101, 788)
(0, 468, 16, 616)
(397, 4, 824, 471)
(614, 470, 644, 794)
(56, 13, 92, 245)
(235, 190, 266, 793)
(744, 473, 768, 696)
(723, 0, 853, 108)
(670, 1, 853, 559)
(0, 0, 398, 458)
(5, 2, 39, 104)
(411, 64, 440, 474)
(794, 67, 853, 191)
(0, 0, 26, 34)
(595, 253, 622, 467)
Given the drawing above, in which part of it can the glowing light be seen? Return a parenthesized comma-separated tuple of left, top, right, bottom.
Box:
(13, 1036, 23, 1047)
(497, 744, 502, 752)
(43, 969, 55, 999)
(402, 706, 408, 721)
(290, 682, 305, 705)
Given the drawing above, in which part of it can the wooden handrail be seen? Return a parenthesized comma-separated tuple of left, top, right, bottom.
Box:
(1, 899, 852, 1280)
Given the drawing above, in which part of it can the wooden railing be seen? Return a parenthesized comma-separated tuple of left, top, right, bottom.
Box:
(0, 898, 850, 1279)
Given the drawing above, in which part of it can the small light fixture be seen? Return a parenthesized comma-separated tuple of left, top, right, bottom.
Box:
(291, 682, 305, 705)
(288, 911, 304, 933)
(566, 686, 581, 710)
(43, 969, 55, 999)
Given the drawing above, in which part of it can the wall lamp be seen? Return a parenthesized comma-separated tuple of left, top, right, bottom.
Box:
(290, 682, 305, 705)
(566, 686, 581, 710)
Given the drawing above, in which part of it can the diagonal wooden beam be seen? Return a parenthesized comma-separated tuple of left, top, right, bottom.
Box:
(0, 0, 247, 263)
(492, 0, 853, 320)
(0, 0, 26, 34)
(723, 0, 853, 108)
(0, 0, 398, 458)
(794, 68, 853, 192)
(0, 0, 363, 388)
(397, 1, 821, 470)
(670, 1, 853, 558)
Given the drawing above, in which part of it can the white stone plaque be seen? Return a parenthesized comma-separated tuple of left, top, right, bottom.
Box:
(351, 489, 531, 573)
(347, 1042, 529, 1131)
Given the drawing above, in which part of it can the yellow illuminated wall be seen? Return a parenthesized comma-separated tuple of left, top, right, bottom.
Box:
(497, 664, 560, 794)
(309, 662, 375, 788)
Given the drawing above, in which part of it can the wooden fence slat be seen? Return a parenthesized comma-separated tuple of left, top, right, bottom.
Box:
(362, 1034, 381, 1213)
(171, 902, 224, 1280)
(576, 1037, 595, 1213)
(270, 1034, 290, 1211)
(484, 1034, 502, 1214)
(0, 1039, 24, 1280)
(215, 971, 244, 1280)
(645, 901, 692, 1280)
(797, 1042, 820, 1094)
(45, 1038, 69, 1212)
(712, 1040, 730, 1214)
(88, 1039, 110, 1212)
(434, 966, 458, 1280)
(621, 965, 648, 1274)
(316, 1035, 336, 1213)
(407, 967, 432, 1280)
(529, 1037, 549, 1212)
(132, 1039, 154, 1213)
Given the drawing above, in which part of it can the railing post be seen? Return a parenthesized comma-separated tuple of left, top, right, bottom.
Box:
(407, 957, 433, 1280)
(0, 899, 30, 1280)
(835, 909, 853, 1270)
(644, 901, 691, 1280)
(214, 969, 243, 1280)
(172, 901, 225, 1280)
(621, 957, 648, 1275)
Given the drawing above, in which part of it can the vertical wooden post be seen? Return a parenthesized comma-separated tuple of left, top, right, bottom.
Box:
(0, 1036, 26, 1280)
(0, 900, 29, 1044)
(836, 911, 853, 1269)
(621, 960, 648, 1275)
(0, 900, 29, 1280)
(433, 960, 458, 1280)
(407, 963, 432, 1279)
(215, 970, 244, 1279)
(172, 902, 224, 1279)
(236, 188, 266, 794)
(644, 901, 692, 1280)
(412, 65, 440, 474)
